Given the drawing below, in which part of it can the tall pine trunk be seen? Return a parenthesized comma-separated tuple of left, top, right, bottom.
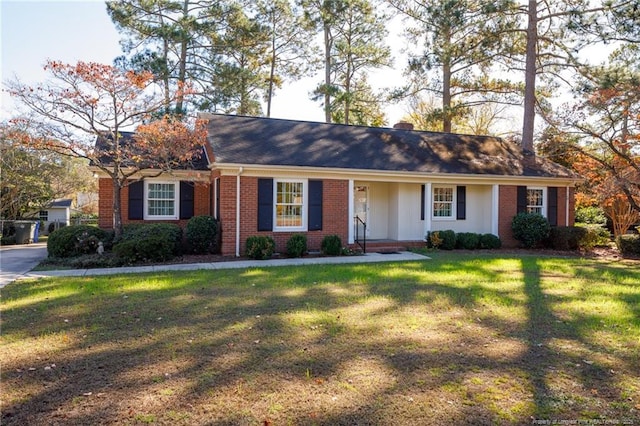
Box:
(522, 0, 538, 153)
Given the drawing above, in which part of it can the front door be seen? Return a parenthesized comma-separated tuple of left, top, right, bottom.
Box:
(354, 185, 370, 237)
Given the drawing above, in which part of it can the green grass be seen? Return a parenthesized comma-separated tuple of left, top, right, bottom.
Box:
(1, 252, 639, 425)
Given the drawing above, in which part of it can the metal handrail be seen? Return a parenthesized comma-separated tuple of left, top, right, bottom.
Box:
(354, 216, 366, 253)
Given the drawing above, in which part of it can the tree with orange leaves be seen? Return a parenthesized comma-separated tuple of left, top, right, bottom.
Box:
(5, 60, 206, 237)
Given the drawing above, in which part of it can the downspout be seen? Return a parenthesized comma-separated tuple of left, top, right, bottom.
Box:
(235, 167, 244, 257)
(566, 186, 570, 226)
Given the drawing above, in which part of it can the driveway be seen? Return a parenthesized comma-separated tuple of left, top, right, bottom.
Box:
(0, 242, 48, 288)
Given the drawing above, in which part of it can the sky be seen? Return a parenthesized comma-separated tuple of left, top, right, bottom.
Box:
(0, 0, 406, 124)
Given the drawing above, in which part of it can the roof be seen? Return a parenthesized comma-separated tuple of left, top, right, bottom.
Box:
(48, 199, 73, 208)
(92, 131, 209, 171)
(206, 114, 578, 179)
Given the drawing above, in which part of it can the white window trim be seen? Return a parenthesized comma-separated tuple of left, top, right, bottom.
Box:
(432, 185, 456, 221)
(144, 180, 180, 220)
(273, 178, 308, 232)
(527, 187, 547, 217)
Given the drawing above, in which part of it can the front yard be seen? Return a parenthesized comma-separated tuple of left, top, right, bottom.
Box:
(1, 253, 639, 425)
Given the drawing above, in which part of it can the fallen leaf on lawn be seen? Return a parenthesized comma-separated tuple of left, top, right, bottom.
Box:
(254, 340, 260, 344)
(83, 392, 92, 396)
(583, 360, 594, 365)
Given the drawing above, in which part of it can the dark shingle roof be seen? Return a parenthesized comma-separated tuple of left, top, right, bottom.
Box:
(207, 114, 577, 178)
(48, 199, 72, 208)
(92, 131, 209, 171)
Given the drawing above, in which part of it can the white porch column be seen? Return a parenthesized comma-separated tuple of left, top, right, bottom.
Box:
(423, 182, 432, 238)
(491, 184, 500, 236)
(348, 180, 355, 244)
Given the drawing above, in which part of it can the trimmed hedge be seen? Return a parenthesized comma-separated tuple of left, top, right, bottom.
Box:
(615, 234, 640, 256)
(245, 236, 276, 260)
(286, 234, 307, 258)
(575, 224, 610, 250)
(118, 223, 183, 255)
(546, 226, 587, 251)
(456, 232, 480, 250)
(47, 225, 108, 258)
(186, 215, 219, 254)
(479, 233, 502, 249)
(321, 235, 342, 256)
(113, 234, 175, 264)
(511, 213, 551, 248)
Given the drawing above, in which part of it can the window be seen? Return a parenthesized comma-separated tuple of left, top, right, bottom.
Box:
(527, 188, 545, 215)
(433, 186, 454, 218)
(274, 179, 306, 230)
(145, 181, 178, 219)
(39, 211, 48, 221)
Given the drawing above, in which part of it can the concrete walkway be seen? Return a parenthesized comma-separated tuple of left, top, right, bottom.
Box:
(16, 251, 428, 283)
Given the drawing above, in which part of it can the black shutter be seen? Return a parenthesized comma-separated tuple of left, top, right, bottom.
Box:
(456, 186, 466, 220)
(128, 180, 144, 220)
(548, 187, 558, 226)
(180, 181, 195, 219)
(308, 180, 323, 231)
(517, 186, 527, 213)
(257, 178, 273, 231)
(420, 184, 425, 220)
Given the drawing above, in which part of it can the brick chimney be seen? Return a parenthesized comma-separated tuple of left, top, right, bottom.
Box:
(393, 121, 414, 131)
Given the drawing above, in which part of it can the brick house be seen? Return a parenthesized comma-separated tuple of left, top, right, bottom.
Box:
(96, 113, 580, 256)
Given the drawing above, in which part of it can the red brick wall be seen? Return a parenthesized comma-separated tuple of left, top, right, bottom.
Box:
(97, 178, 211, 230)
(218, 176, 349, 256)
(498, 184, 576, 247)
(498, 185, 519, 248)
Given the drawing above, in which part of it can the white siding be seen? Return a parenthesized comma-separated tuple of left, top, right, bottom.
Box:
(431, 185, 492, 234)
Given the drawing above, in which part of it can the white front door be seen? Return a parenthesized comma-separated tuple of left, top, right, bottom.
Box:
(354, 185, 370, 237)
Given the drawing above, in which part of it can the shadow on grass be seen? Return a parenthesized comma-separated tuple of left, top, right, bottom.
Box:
(1, 255, 638, 425)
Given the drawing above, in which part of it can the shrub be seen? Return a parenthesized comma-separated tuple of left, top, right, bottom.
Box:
(425, 231, 442, 249)
(615, 234, 640, 256)
(118, 223, 183, 255)
(113, 235, 175, 264)
(456, 232, 480, 250)
(47, 225, 108, 258)
(186, 215, 219, 254)
(575, 206, 607, 226)
(48, 222, 67, 234)
(546, 226, 587, 251)
(321, 235, 342, 256)
(286, 234, 307, 258)
(245, 236, 276, 260)
(511, 213, 551, 248)
(575, 224, 610, 250)
(0, 235, 16, 246)
(479, 233, 502, 249)
(438, 230, 456, 250)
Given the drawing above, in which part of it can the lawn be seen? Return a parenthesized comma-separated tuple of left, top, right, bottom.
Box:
(1, 252, 639, 425)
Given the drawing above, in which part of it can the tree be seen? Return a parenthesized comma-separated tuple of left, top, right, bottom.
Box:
(5, 61, 205, 237)
(329, 0, 391, 124)
(257, 0, 318, 117)
(390, 0, 520, 133)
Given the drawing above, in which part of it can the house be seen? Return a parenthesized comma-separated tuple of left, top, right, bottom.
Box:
(39, 198, 72, 234)
(96, 114, 580, 256)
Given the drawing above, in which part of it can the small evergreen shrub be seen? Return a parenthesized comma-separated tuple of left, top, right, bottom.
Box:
(479, 233, 502, 249)
(438, 230, 456, 250)
(511, 213, 551, 248)
(186, 215, 219, 254)
(47, 225, 108, 258)
(456, 232, 480, 250)
(615, 234, 640, 256)
(113, 235, 174, 264)
(245, 236, 276, 260)
(118, 223, 183, 255)
(546, 226, 587, 251)
(575, 206, 607, 226)
(286, 234, 307, 258)
(321, 235, 342, 256)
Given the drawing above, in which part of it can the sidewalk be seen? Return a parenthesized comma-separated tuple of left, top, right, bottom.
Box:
(21, 251, 429, 281)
